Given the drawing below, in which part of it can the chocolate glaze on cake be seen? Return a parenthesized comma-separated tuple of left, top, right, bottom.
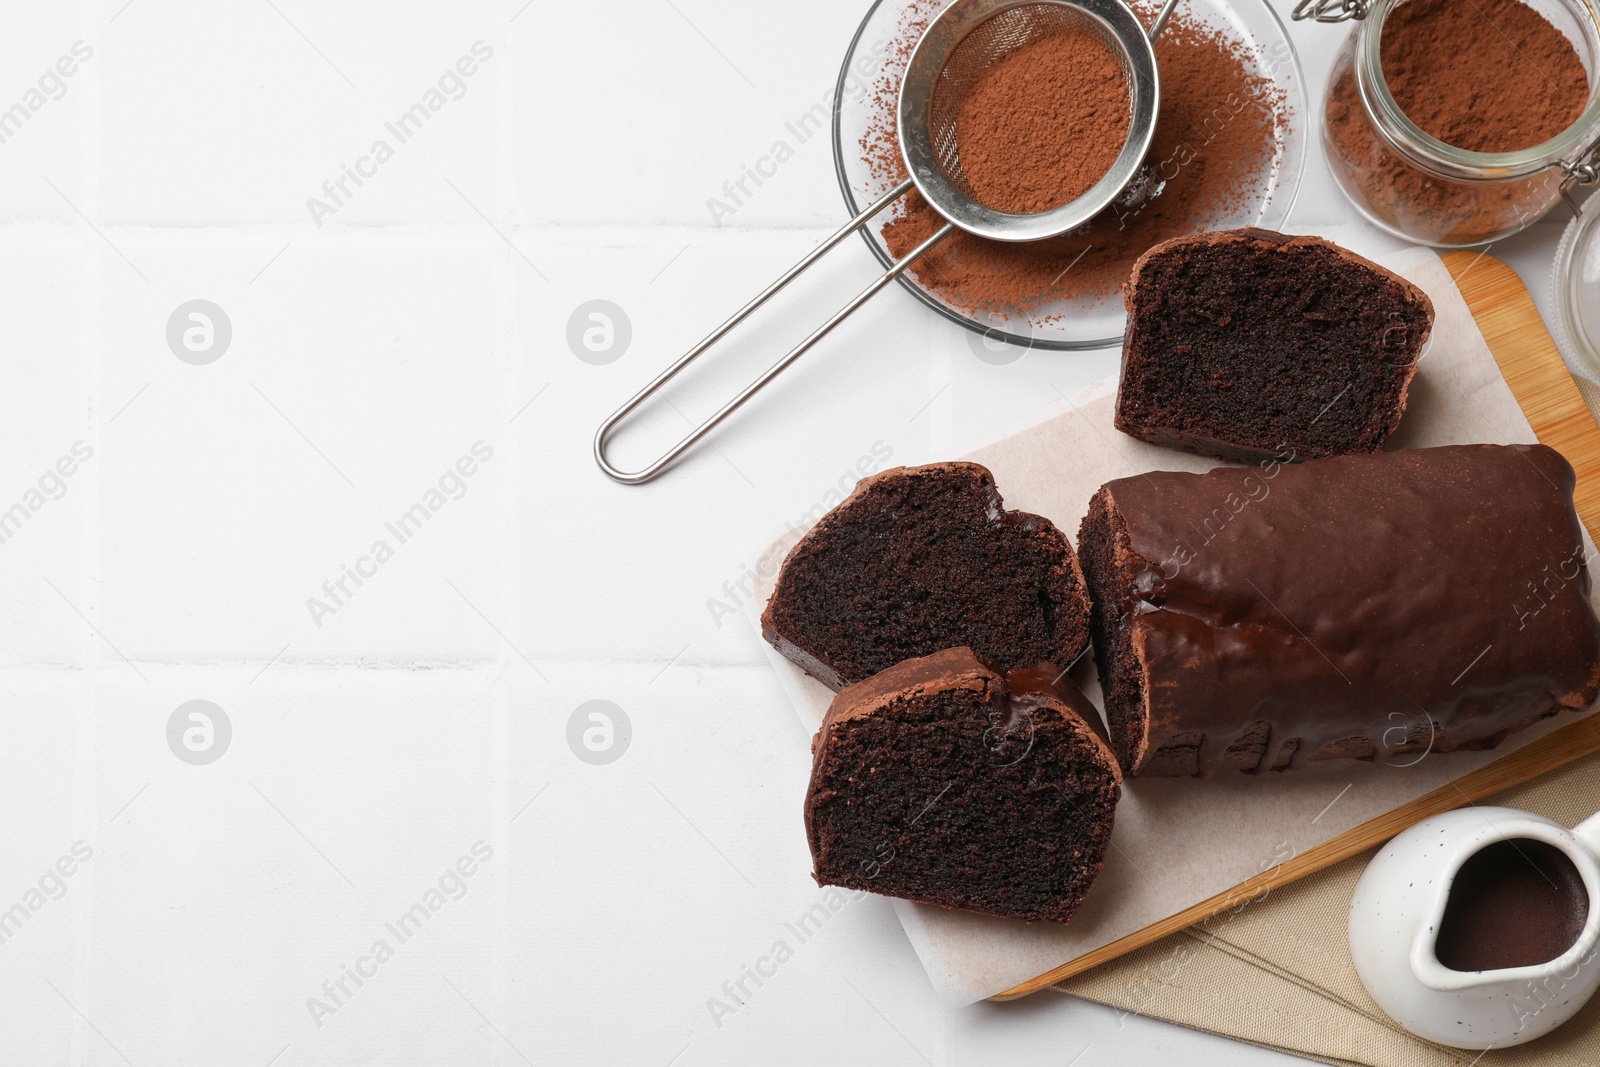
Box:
(804, 647, 1122, 923)
(1077, 444, 1600, 777)
(763, 462, 1092, 691)
(1116, 228, 1435, 463)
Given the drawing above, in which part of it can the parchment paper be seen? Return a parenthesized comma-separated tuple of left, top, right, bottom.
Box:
(749, 248, 1600, 1006)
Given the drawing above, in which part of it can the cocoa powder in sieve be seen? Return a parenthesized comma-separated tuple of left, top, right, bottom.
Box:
(862, 0, 1287, 317)
(954, 25, 1131, 214)
(1323, 0, 1588, 245)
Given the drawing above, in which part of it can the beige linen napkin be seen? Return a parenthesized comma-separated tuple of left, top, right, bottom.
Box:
(1577, 377, 1600, 424)
(1055, 751, 1600, 1066)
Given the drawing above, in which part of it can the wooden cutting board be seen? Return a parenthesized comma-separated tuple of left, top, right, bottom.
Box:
(992, 251, 1600, 1001)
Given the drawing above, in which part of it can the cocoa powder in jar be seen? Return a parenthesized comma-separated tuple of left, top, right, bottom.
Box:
(1381, 0, 1586, 153)
(1323, 0, 1590, 246)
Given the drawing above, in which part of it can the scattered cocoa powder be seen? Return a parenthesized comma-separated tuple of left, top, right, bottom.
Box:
(953, 24, 1131, 214)
(1323, 0, 1589, 245)
(861, 0, 1288, 319)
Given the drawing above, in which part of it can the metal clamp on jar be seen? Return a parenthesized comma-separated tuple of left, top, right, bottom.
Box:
(1294, 0, 1600, 247)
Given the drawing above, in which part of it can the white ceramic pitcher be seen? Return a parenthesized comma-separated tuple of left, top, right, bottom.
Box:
(1349, 806, 1600, 1049)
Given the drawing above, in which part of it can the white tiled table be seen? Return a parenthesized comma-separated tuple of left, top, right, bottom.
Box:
(0, 2, 1576, 1064)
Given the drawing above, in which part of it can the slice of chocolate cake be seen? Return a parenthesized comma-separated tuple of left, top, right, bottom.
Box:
(762, 462, 1092, 691)
(1115, 228, 1435, 463)
(805, 647, 1122, 923)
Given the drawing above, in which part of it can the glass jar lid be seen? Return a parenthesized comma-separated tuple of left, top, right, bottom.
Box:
(1553, 191, 1600, 387)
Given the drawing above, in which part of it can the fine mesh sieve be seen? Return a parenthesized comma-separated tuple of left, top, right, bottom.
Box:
(904, 0, 1161, 241)
(595, 0, 1178, 485)
(925, 5, 1118, 197)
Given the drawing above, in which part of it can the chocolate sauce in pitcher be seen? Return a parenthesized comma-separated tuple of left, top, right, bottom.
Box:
(1434, 839, 1589, 973)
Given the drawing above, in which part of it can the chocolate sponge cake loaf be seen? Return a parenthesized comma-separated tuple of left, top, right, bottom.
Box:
(763, 462, 1092, 690)
(805, 647, 1121, 923)
(1077, 444, 1600, 777)
(1116, 228, 1434, 463)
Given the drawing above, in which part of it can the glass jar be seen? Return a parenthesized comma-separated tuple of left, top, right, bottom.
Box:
(1306, 0, 1600, 247)
(1552, 191, 1600, 385)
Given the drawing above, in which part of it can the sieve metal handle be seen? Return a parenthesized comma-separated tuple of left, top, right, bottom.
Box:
(593, 177, 953, 485)
(1149, 0, 1182, 37)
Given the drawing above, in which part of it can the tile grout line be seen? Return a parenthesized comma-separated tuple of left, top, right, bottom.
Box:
(74, 0, 104, 1055)
(494, 1, 520, 1041)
